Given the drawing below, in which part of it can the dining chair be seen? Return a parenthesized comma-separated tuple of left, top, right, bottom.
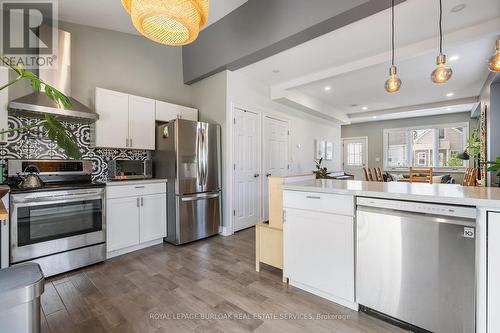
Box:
(374, 167, 384, 182)
(463, 168, 478, 186)
(409, 167, 433, 184)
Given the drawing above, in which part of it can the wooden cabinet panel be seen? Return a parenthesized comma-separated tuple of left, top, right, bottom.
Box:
(140, 193, 167, 242)
(129, 95, 155, 149)
(94, 88, 129, 149)
(107, 196, 140, 252)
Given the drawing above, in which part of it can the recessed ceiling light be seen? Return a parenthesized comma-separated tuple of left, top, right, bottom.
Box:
(372, 116, 378, 119)
(272, 69, 280, 73)
(324, 86, 332, 92)
(446, 92, 455, 97)
(451, 4, 466, 13)
(446, 107, 452, 111)
(362, 106, 368, 111)
(449, 55, 460, 61)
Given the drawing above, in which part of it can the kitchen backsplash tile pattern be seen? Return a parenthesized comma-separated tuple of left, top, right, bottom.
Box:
(0, 116, 149, 182)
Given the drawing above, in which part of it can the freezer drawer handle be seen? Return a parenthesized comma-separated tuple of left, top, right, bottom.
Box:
(181, 194, 220, 202)
(306, 195, 321, 199)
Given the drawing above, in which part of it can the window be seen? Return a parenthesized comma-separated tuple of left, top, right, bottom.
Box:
(383, 123, 468, 170)
(346, 142, 362, 166)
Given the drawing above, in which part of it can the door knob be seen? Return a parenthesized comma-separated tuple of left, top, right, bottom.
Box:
(266, 173, 272, 177)
(254, 173, 260, 178)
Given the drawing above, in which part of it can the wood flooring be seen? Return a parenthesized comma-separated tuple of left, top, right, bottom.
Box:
(40, 228, 405, 333)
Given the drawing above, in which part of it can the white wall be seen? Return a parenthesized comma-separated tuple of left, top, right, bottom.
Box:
(192, 70, 341, 233)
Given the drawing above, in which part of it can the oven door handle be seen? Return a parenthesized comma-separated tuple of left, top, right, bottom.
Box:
(12, 194, 103, 206)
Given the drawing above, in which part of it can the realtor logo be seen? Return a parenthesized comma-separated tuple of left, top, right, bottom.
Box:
(1, 0, 58, 68)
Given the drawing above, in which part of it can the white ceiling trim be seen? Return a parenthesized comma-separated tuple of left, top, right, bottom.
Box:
(269, 18, 499, 124)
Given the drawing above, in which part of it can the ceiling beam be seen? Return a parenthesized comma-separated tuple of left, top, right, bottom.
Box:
(182, 0, 406, 84)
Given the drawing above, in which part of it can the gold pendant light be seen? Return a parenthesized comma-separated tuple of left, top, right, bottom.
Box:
(489, 39, 500, 72)
(385, 0, 401, 93)
(121, 0, 209, 46)
(431, 0, 452, 84)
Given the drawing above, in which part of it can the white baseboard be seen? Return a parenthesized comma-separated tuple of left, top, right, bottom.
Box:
(289, 279, 359, 311)
(107, 238, 164, 259)
(220, 226, 233, 236)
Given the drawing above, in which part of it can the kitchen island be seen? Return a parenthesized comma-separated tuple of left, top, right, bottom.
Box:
(281, 179, 500, 333)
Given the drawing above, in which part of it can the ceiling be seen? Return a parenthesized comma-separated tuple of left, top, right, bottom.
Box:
(236, 0, 500, 124)
(58, 0, 248, 36)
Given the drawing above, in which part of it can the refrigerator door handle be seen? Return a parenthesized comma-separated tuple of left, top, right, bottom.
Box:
(196, 126, 204, 188)
(181, 193, 220, 201)
(202, 125, 209, 187)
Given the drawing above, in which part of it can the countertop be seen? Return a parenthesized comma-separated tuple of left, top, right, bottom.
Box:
(282, 179, 500, 208)
(0, 185, 9, 220)
(105, 179, 168, 186)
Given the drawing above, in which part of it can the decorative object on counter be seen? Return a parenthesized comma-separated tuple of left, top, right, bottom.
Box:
(430, 0, 453, 84)
(384, 0, 402, 93)
(313, 158, 328, 179)
(121, 0, 208, 46)
(325, 141, 333, 160)
(480, 105, 488, 184)
(484, 157, 500, 187)
(463, 168, 478, 186)
(489, 39, 500, 72)
(0, 115, 149, 183)
(458, 127, 482, 184)
(315, 140, 325, 159)
(0, 58, 80, 158)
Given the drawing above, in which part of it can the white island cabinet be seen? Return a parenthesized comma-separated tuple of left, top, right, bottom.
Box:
(283, 190, 356, 310)
(106, 180, 167, 258)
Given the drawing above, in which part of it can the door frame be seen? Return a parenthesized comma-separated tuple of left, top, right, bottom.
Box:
(342, 136, 369, 176)
(261, 114, 290, 220)
(230, 103, 263, 234)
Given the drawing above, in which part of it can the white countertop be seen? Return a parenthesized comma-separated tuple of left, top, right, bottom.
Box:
(282, 179, 500, 208)
(105, 178, 167, 186)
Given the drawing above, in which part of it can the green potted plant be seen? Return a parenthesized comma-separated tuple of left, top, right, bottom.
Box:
(484, 157, 500, 187)
(0, 58, 80, 158)
(313, 158, 328, 179)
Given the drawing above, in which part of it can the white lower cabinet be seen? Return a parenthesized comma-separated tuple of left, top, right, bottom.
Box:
(106, 183, 166, 256)
(283, 191, 356, 310)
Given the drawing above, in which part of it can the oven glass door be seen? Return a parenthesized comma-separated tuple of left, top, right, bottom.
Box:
(17, 199, 102, 246)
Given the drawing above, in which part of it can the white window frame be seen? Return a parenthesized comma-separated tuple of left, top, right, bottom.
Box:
(416, 152, 427, 166)
(383, 122, 469, 172)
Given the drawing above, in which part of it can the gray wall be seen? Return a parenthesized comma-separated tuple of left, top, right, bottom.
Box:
(9, 21, 193, 109)
(489, 81, 500, 163)
(341, 112, 478, 174)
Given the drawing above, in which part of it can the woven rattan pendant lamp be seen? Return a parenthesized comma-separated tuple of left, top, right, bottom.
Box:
(121, 0, 209, 46)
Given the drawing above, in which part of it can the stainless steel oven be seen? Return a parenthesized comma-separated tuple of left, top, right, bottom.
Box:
(11, 188, 105, 262)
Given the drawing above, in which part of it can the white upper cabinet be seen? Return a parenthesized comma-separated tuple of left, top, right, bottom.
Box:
(128, 95, 155, 150)
(0, 67, 9, 143)
(94, 88, 129, 149)
(155, 100, 198, 122)
(94, 88, 155, 150)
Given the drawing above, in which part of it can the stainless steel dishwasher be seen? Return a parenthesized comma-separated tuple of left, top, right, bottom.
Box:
(356, 197, 476, 333)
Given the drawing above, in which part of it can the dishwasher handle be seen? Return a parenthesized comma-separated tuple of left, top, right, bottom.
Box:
(356, 197, 476, 219)
(356, 205, 476, 227)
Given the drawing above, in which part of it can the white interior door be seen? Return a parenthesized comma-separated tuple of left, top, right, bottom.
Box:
(342, 137, 368, 180)
(262, 116, 289, 220)
(233, 108, 261, 232)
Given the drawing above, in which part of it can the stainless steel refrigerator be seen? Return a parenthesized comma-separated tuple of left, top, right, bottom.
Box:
(153, 119, 221, 245)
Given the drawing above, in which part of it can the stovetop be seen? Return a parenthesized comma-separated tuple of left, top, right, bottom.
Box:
(8, 181, 106, 194)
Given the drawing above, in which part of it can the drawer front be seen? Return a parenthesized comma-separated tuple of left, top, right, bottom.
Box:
(283, 191, 354, 216)
(107, 182, 166, 199)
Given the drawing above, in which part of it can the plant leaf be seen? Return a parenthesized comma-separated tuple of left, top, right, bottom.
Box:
(41, 114, 81, 159)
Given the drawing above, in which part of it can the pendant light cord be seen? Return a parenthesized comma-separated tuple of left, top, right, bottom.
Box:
(391, 0, 395, 66)
(439, 0, 443, 55)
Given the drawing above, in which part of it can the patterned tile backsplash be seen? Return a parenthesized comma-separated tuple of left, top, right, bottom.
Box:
(0, 116, 149, 183)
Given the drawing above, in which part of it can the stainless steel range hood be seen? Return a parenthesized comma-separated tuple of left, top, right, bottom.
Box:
(8, 29, 98, 123)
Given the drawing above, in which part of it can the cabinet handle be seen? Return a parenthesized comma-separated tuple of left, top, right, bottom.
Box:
(141, 197, 143, 206)
(130, 138, 133, 147)
(135, 186, 145, 189)
(306, 196, 321, 199)
(126, 138, 129, 147)
(136, 197, 140, 207)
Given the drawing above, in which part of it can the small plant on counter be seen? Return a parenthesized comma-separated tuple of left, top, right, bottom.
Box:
(0, 57, 81, 159)
(313, 158, 329, 179)
(484, 157, 500, 186)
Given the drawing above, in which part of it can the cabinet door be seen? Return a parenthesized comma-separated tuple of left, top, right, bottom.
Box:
(155, 100, 180, 122)
(180, 107, 198, 121)
(140, 193, 167, 243)
(129, 95, 156, 150)
(107, 197, 140, 252)
(94, 88, 129, 148)
(284, 208, 354, 303)
(0, 67, 9, 143)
